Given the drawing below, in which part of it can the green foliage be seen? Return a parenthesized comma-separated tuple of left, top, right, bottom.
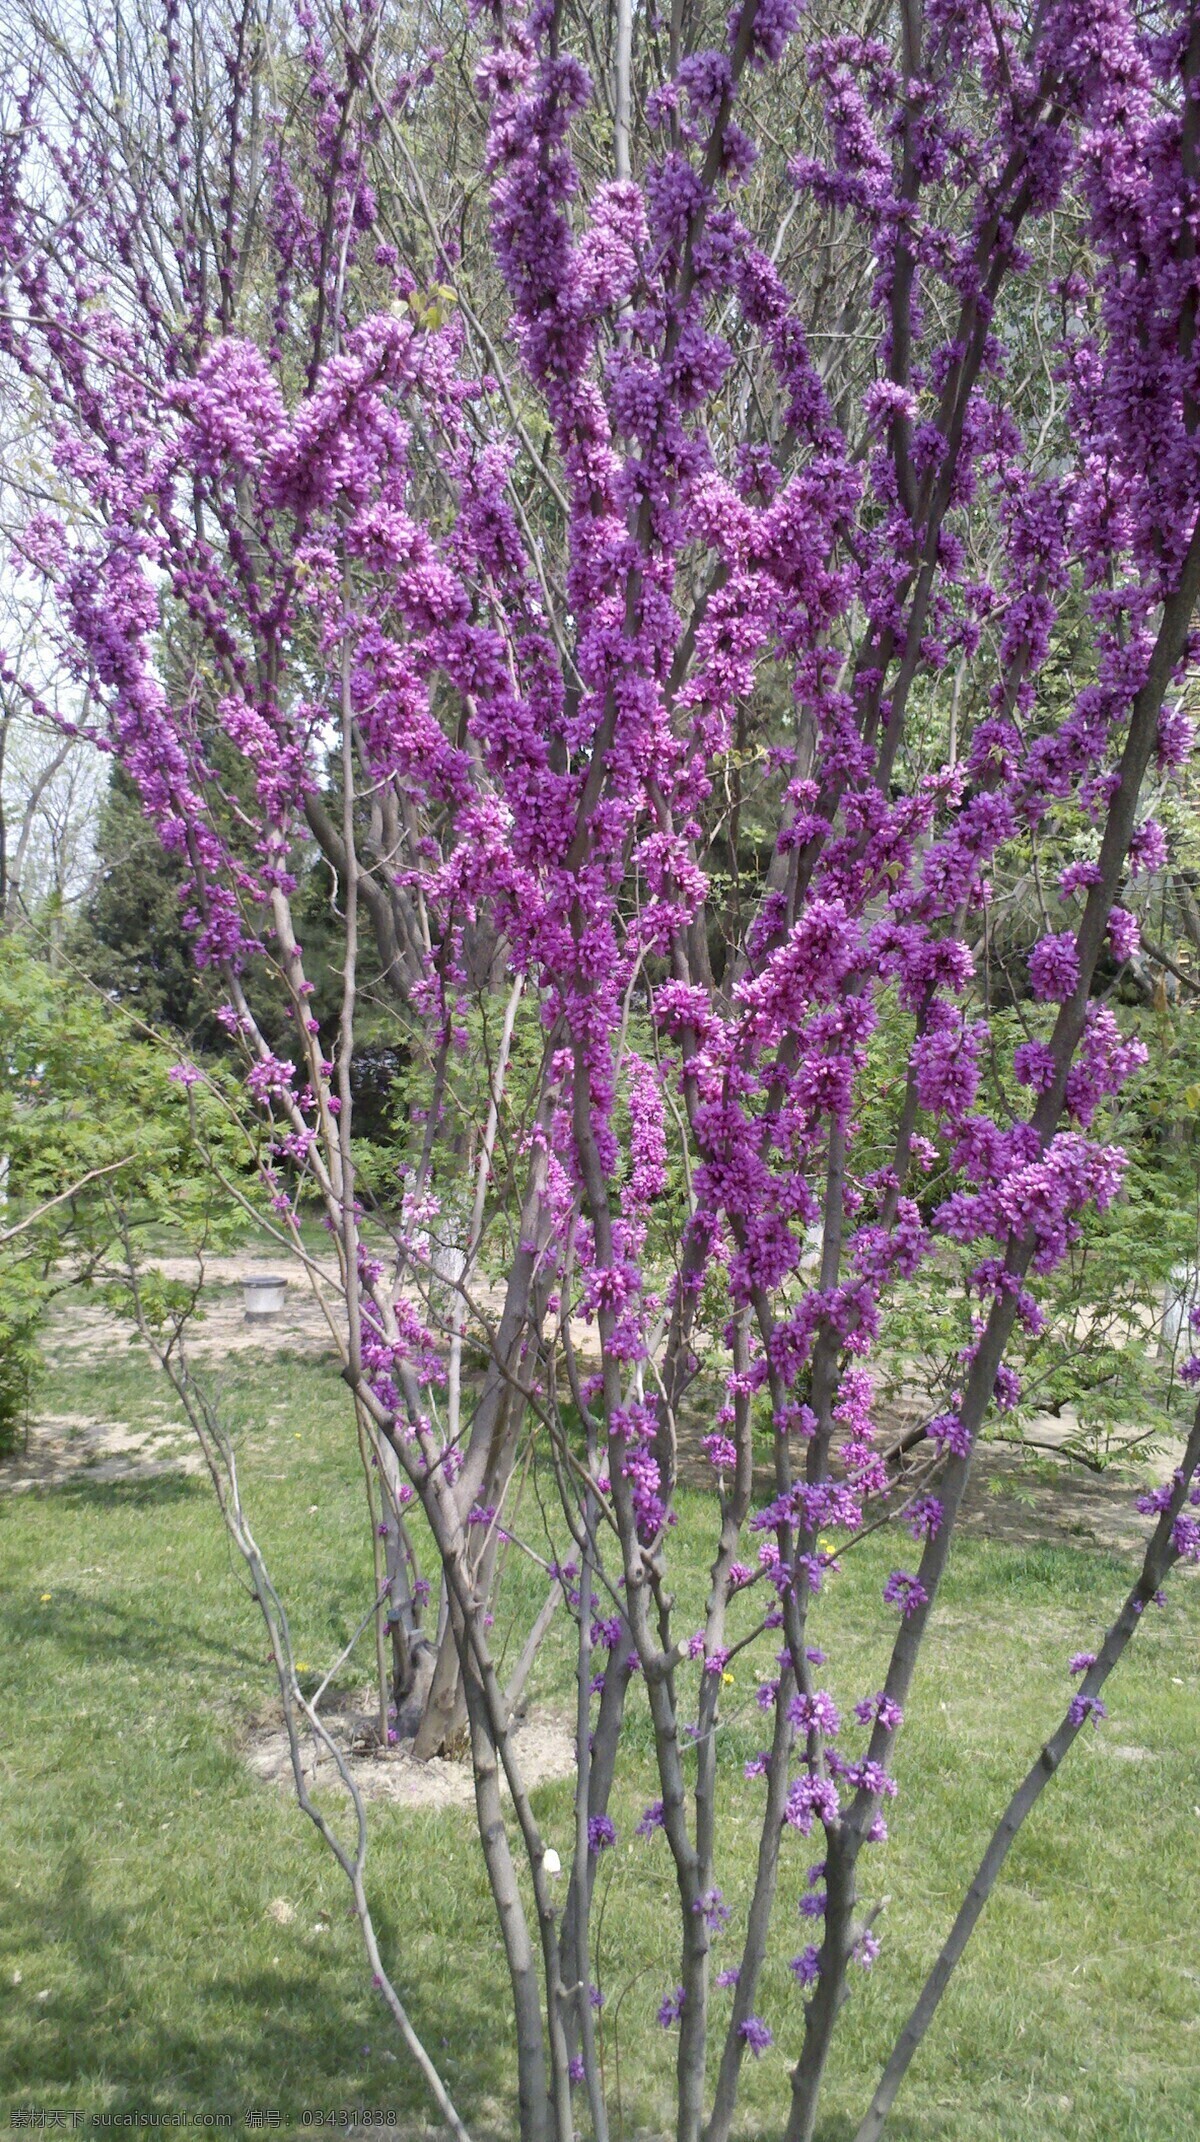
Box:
(0, 936, 252, 1449)
(68, 767, 218, 1042)
(0, 1258, 41, 1452)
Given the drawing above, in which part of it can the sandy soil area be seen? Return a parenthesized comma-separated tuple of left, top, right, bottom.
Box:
(242, 1686, 576, 1811)
(2, 1246, 1184, 1566)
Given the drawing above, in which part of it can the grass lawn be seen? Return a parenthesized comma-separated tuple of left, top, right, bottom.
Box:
(1, 1326, 1198, 2141)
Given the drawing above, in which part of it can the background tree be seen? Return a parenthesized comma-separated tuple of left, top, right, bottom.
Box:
(0, 931, 247, 1451)
(70, 763, 216, 1033)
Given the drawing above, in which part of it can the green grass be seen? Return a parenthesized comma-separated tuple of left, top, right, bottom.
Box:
(1, 1335, 1198, 2141)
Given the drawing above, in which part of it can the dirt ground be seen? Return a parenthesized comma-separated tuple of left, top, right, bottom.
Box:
(0, 1257, 340, 1492)
(242, 1686, 576, 1810)
(0, 1407, 208, 1492)
(2, 1247, 1183, 1561)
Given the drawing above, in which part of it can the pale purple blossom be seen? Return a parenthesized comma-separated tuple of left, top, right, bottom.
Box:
(738, 2015, 773, 2056)
(789, 1946, 821, 1986)
(883, 1571, 928, 1618)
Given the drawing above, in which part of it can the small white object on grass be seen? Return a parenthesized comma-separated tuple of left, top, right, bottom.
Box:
(243, 1273, 289, 1319)
(542, 1848, 562, 1876)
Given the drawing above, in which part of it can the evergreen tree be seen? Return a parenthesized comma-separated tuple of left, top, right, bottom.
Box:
(70, 766, 216, 1040)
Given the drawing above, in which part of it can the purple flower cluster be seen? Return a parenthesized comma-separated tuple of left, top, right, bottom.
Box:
(737, 2015, 773, 2056)
(657, 1985, 685, 2028)
(882, 1571, 929, 1618)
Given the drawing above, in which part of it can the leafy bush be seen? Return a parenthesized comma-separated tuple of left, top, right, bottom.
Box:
(0, 937, 252, 1456)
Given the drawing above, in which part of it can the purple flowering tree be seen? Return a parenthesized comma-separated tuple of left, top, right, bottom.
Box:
(4, 0, 1200, 2134)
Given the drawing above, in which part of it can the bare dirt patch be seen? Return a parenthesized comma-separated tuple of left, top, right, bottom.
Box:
(0, 1410, 205, 1493)
(5, 1248, 1185, 1564)
(676, 1379, 1183, 1557)
(956, 1443, 1164, 1556)
(50, 1254, 346, 1367)
(242, 1687, 576, 1812)
(1, 1254, 343, 1492)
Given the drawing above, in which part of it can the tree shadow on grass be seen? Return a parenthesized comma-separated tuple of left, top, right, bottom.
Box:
(0, 1577, 262, 1676)
(0, 1840, 1116, 2142)
(4, 1469, 210, 1513)
(55, 1469, 207, 1502)
(0, 1850, 513, 2125)
(807, 2116, 946, 2142)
